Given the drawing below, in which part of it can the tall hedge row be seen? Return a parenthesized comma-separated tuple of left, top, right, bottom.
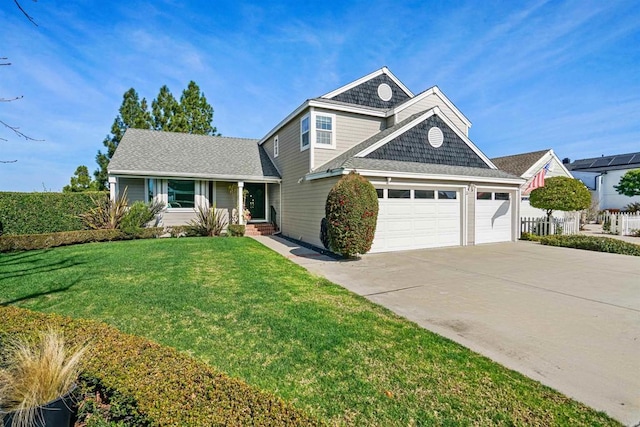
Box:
(0, 192, 107, 235)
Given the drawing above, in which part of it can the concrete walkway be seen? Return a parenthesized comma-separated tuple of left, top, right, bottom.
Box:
(252, 235, 640, 426)
(580, 223, 640, 245)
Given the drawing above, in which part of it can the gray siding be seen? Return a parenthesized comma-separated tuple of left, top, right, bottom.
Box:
(267, 183, 281, 227)
(161, 210, 197, 226)
(281, 176, 340, 248)
(396, 93, 468, 136)
(313, 109, 385, 169)
(120, 178, 145, 202)
(215, 181, 235, 211)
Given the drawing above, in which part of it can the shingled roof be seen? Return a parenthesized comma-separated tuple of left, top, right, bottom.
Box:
(491, 149, 550, 177)
(314, 109, 492, 173)
(108, 129, 280, 181)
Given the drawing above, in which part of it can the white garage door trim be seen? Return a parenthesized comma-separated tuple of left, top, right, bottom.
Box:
(475, 190, 513, 244)
(371, 187, 463, 253)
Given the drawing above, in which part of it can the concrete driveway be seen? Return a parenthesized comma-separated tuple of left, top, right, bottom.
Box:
(255, 237, 640, 426)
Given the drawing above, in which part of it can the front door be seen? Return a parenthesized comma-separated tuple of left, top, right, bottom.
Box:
(245, 183, 266, 221)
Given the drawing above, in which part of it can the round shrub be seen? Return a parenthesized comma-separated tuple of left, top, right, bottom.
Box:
(325, 172, 378, 257)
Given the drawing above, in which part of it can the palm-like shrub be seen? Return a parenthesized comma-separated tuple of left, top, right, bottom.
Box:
(188, 205, 228, 236)
(78, 189, 129, 230)
(325, 172, 378, 257)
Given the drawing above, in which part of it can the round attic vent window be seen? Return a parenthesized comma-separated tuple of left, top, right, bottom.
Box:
(377, 83, 393, 101)
(428, 126, 444, 148)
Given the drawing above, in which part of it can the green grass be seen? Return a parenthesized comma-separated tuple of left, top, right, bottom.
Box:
(0, 238, 619, 426)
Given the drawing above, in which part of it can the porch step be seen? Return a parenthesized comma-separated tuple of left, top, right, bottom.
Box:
(245, 223, 277, 236)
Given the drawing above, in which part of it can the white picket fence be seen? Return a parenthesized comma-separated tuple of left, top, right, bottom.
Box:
(602, 212, 640, 236)
(521, 213, 580, 236)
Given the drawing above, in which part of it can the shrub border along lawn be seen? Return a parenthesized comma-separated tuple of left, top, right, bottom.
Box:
(0, 228, 164, 253)
(539, 234, 640, 256)
(0, 307, 322, 426)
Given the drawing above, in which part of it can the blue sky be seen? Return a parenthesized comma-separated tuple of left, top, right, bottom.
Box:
(1, 0, 638, 192)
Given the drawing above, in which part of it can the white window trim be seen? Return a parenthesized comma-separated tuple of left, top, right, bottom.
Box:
(165, 178, 197, 211)
(274, 135, 279, 158)
(300, 114, 310, 151)
(313, 112, 336, 149)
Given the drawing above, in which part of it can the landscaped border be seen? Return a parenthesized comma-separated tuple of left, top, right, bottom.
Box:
(0, 307, 322, 427)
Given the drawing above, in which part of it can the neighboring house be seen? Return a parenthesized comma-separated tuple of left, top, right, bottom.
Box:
(108, 67, 524, 253)
(567, 152, 640, 211)
(491, 149, 574, 218)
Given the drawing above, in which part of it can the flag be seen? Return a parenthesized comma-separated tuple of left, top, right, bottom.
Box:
(524, 162, 550, 194)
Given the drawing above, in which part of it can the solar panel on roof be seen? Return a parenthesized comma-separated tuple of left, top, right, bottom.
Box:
(592, 157, 612, 167)
(609, 154, 635, 167)
(570, 159, 595, 169)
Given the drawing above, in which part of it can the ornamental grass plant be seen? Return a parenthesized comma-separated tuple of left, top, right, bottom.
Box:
(0, 329, 88, 427)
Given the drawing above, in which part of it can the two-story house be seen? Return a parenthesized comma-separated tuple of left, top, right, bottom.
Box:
(108, 67, 523, 252)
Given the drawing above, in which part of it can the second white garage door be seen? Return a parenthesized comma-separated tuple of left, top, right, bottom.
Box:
(371, 188, 462, 253)
(475, 191, 513, 244)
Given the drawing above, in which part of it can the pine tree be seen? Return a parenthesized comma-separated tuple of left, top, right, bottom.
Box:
(178, 81, 217, 135)
(94, 89, 152, 189)
(152, 85, 181, 132)
(63, 165, 100, 192)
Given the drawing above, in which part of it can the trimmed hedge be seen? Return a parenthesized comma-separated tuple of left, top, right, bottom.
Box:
(0, 228, 163, 252)
(325, 172, 378, 257)
(0, 191, 108, 235)
(227, 224, 245, 237)
(0, 307, 323, 426)
(540, 234, 640, 256)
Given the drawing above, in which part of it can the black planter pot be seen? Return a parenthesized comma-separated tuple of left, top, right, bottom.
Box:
(2, 385, 77, 427)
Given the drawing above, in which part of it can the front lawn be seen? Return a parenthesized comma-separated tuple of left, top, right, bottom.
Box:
(0, 238, 618, 425)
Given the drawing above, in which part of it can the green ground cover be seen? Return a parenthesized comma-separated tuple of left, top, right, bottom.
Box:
(0, 238, 619, 426)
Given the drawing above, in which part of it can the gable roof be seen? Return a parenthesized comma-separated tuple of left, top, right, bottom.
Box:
(491, 149, 551, 176)
(108, 129, 280, 181)
(321, 67, 413, 100)
(310, 108, 517, 183)
(568, 151, 640, 172)
(391, 86, 472, 128)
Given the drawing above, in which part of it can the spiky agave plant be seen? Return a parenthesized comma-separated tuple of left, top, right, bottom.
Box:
(0, 329, 88, 427)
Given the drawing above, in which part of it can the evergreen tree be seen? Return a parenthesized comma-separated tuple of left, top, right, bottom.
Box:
(178, 81, 217, 135)
(63, 165, 99, 192)
(152, 85, 181, 132)
(83, 82, 217, 191)
(94, 89, 152, 189)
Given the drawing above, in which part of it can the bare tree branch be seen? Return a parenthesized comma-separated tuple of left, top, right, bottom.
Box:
(0, 160, 18, 163)
(0, 119, 44, 141)
(1, 96, 24, 102)
(13, 0, 38, 26)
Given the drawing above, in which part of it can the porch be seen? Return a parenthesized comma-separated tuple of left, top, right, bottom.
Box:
(109, 176, 281, 231)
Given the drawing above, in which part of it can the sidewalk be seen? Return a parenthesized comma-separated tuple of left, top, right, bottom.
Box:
(580, 223, 640, 245)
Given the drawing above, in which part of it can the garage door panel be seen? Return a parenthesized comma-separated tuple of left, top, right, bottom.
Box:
(372, 192, 462, 253)
(476, 198, 512, 244)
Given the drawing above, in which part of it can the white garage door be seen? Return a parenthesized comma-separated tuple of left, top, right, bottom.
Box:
(475, 191, 512, 244)
(371, 188, 462, 253)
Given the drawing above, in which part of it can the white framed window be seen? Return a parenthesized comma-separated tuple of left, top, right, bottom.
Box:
(300, 114, 310, 151)
(167, 179, 195, 208)
(274, 135, 279, 158)
(315, 113, 335, 148)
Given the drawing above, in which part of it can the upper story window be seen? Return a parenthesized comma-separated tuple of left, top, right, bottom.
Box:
(167, 179, 195, 208)
(300, 115, 310, 150)
(274, 135, 279, 157)
(315, 113, 335, 148)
